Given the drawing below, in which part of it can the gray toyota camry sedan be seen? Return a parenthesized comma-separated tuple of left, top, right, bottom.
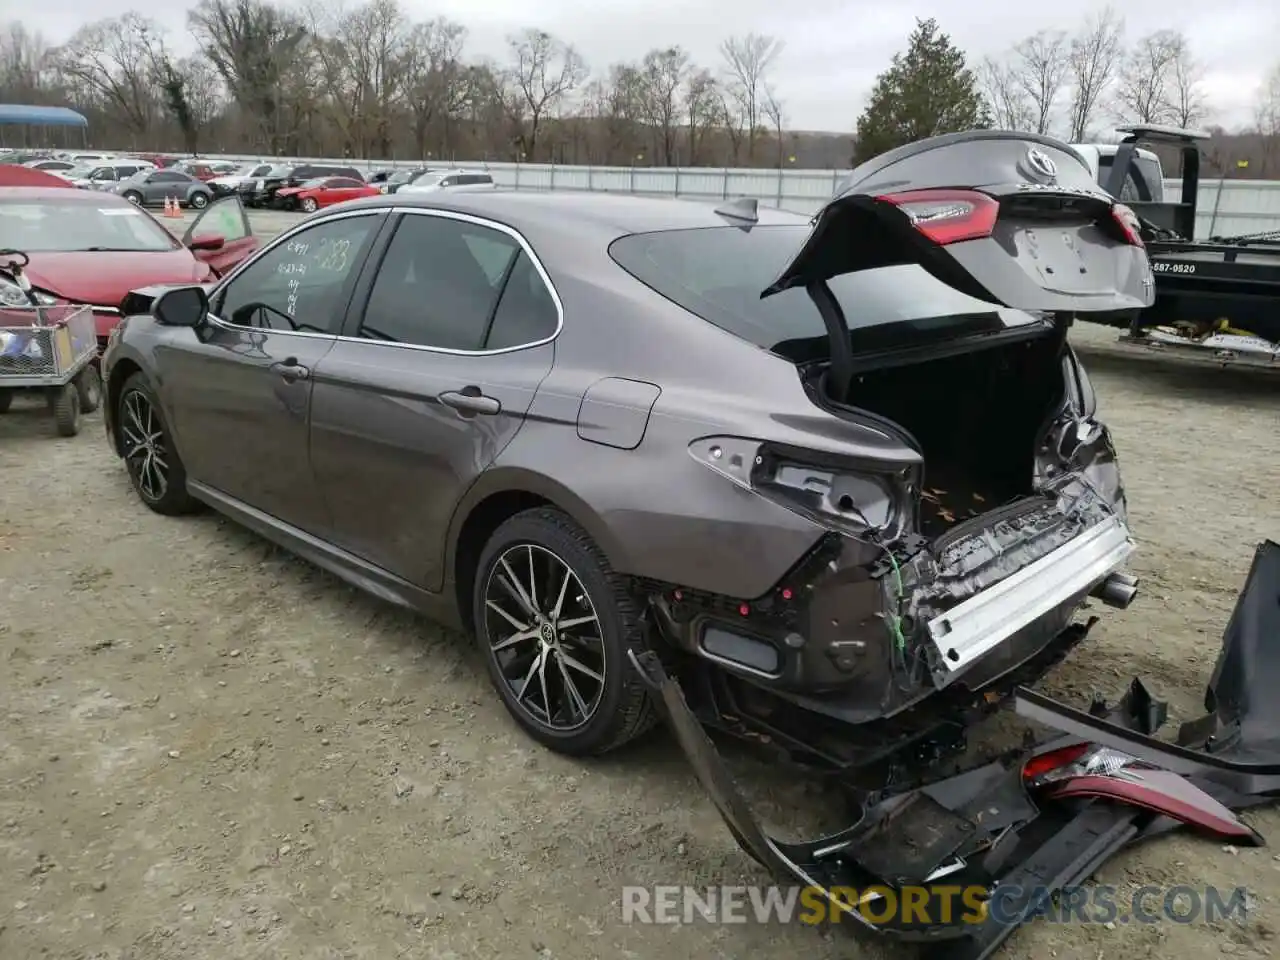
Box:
(100, 130, 1151, 769)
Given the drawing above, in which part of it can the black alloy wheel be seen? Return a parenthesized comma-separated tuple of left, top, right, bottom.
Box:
(117, 373, 197, 515)
(474, 508, 654, 756)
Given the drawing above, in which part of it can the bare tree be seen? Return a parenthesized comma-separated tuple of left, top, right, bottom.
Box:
(761, 84, 786, 167)
(503, 28, 586, 161)
(719, 32, 782, 163)
(54, 14, 164, 139)
(1066, 6, 1123, 141)
(1114, 30, 1184, 125)
(1007, 30, 1069, 135)
(189, 0, 310, 152)
(1164, 33, 1207, 128)
(682, 67, 721, 165)
(0, 22, 52, 101)
(979, 56, 1034, 130)
(635, 47, 689, 165)
(400, 17, 469, 159)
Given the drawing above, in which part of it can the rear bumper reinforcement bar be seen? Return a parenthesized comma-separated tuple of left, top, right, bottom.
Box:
(928, 515, 1134, 679)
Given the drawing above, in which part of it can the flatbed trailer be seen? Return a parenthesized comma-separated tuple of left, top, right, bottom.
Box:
(1091, 124, 1280, 368)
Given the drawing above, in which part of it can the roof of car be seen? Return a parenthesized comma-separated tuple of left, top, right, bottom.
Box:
(339, 190, 809, 241)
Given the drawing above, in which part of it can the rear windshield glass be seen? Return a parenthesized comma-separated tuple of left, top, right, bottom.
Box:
(1097, 155, 1164, 202)
(609, 225, 1035, 359)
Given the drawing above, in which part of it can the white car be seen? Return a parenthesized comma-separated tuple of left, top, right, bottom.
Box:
(397, 170, 497, 194)
(69, 159, 157, 191)
(207, 162, 276, 196)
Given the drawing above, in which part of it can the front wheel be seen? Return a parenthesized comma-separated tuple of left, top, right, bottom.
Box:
(117, 372, 198, 515)
(473, 507, 655, 756)
(300, 197, 318, 213)
(189, 192, 209, 209)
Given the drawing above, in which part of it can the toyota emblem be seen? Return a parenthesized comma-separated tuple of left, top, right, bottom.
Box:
(1025, 147, 1057, 181)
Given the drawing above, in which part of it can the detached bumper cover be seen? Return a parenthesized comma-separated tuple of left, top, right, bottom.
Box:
(632, 538, 1280, 960)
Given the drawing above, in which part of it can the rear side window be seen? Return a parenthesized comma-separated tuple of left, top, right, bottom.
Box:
(609, 225, 1023, 358)
(356, 214, 555, 351)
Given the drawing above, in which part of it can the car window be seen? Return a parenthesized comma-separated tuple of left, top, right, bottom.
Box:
(484, 251, 559, 349)
(331, 178, 360, 188)
(1097, 155, 1165, 203)
(440, 176, 459, 187)
(609, 225, 1035, 358)
(89, 167, 115, 180)
(193, 199, 250, 243)
(460, 174, 492, 186)
(214, 214, 381, 335)
(151, 171, 187, 183)
(356, 214, 517, 350)
(251, 165, 272, 177)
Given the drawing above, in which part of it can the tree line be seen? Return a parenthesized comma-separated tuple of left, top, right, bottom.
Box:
(1, 2, 1279, 176)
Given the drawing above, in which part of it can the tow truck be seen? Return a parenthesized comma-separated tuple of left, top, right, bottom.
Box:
(1096, 123, 1280, 368)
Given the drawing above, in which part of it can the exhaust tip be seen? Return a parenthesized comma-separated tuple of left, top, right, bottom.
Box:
(1092, 572, 1139, 610)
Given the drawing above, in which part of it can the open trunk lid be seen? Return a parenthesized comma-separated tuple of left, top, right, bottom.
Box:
(765, 131, 1156, 316)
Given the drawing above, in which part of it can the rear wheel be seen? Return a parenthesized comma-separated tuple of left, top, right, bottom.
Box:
(189, 192, 209, 209)
(117, 372, 198, 515)
(51, 384, 80, 437)
(122, 191, 143, 205)
(473, 508, 655, 756)
(75, 365, 102, 413)
(301, 197, 318, 213)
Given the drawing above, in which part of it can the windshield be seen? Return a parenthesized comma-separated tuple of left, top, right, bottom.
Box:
(609, 225, 1039, 359)
(0, 199, 180, 252)
(412, 173, 445, 187)
(388, 170, 416, 183)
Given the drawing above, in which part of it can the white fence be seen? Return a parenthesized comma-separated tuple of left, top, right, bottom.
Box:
(201, 152, 1280, 239)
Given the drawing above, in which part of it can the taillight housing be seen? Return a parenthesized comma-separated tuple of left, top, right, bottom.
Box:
(1111, 203, 1145, 248)
(879, 189, 999, 245)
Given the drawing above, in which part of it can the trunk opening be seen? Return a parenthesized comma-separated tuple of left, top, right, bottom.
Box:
(836, 331, 1067, 540)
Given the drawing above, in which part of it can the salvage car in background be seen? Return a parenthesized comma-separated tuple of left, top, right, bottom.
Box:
(112, 168, 215, 209)
(274, 175, 382, 212)
(0, 190, 257, 352)
(102, 130, 1150, 769)
(397, 169, 496, 194)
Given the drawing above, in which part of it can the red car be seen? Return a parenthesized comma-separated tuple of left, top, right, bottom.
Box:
(0, 186, 259, 350)
(274, 176, 380, 212)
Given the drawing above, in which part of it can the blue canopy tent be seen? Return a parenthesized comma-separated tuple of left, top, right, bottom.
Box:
(0, 104, 89, 150)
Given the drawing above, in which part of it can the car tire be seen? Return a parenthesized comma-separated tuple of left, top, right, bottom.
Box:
(122, 191, 143, 205)
(189, 192, 209, 209)
(117, 372, 199, 516)
(301, 197, 318, 213)
(472, 507, 656, 757)
(51, 383, 80, 437)
(75, 365, 102, 413)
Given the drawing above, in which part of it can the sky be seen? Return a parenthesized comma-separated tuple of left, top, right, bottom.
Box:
(24, 0, 1280, 134)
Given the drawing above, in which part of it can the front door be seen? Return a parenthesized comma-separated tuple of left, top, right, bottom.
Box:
(309, 209, 559, 589)
(161, 210, 388, 534)
(182, 197, 259, 276)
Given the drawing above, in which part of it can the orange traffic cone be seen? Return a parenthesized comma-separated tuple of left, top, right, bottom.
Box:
(168, 197, 181, 218)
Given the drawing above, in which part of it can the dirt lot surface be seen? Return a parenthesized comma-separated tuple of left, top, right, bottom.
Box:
(2, 281, 1279, 958)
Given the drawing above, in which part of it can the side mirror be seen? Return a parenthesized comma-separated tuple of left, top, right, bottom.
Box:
(188, 233, 225, 252)
(153, 286, 209, 328)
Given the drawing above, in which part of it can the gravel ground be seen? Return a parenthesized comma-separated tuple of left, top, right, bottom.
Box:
(1, 240, 1279, 960)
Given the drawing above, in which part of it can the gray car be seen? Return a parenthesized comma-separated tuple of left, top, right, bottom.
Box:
(113, 168, 214, 209)
(100, 131, 1153, 766)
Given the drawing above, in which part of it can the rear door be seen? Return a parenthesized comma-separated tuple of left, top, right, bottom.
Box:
(182, 196, 259, 274)
(767, 131, 1154, 316)
(308, 209, 558, 589)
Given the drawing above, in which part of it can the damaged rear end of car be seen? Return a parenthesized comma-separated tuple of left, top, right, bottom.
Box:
(609, 133, 1280, 957)
(613, 131, 1153, 772)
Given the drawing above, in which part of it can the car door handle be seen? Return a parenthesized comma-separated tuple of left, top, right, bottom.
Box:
(270, 357, 310, 382)
(439, 389, 500, 416)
